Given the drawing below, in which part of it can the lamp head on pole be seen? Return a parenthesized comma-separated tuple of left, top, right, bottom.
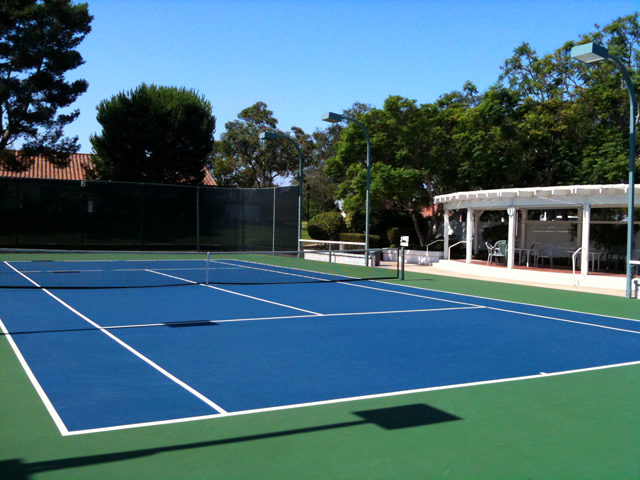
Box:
(259, 131, 278, 141)
(321, 112, 343, 123)
(570, 42, 609, 64)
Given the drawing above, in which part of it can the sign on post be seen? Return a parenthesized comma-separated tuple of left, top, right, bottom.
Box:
(400, 236, 409, 247)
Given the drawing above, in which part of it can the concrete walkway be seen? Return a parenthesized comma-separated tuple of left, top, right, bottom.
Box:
(396, 260, 628, 298)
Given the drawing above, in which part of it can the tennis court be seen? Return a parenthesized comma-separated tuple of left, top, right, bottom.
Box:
(2, 250, 640, 478)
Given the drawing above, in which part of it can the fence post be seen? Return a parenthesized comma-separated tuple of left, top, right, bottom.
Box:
(140, 184, 145, 251)
(196, 186, 200, 252)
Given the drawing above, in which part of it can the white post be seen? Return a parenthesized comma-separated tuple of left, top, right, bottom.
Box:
(466, 208, 473, 263)
(581, 204, 591, 276)
(444, 210, 450, 259)
(507, 207, 516, 269)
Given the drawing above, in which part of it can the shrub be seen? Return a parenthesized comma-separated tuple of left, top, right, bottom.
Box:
(387, 227, 400, 246)
(339, 232, 380, 248)
(307, 212, 346, 240)
(386, 226, 422, 248)
(347, 209, 418, 236)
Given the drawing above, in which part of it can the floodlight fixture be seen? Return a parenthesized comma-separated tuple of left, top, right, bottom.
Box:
(570, 42, 637, 297)
(321, 111, 373, 265)
(570, 42, 609, 63)
(259, 131, 278, 140)
(322, 112, 343, 123)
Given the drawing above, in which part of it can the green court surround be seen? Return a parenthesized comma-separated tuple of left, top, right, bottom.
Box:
(2, 272, 639, 479)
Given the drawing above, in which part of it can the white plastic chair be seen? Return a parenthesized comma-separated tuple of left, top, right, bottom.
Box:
(485, 241, 494, 265)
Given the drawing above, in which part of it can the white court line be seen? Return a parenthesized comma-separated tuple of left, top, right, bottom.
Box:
(213, 259, 338, 282)
(146, 269, 322, 316)
(212, 259, 640, 336)
(0, 317, 70, 436)
(487, 307, 640, 335)
(7, 259, 639, 436)
(211, 259, 479, 310)
(179, 256, 640, 327)
(3, 262, 228, 421)
(18, 267, 240, 274)
(63, 359, 640, 436)
(97, 305, 486, 330)
(342, 281, 481, 307)
(346, 281, 640, 335)
(372, 279, 640, 324)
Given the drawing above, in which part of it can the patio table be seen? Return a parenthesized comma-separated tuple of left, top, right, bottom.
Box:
(570, 250, 607, 271)
(514, 248, 537, 267)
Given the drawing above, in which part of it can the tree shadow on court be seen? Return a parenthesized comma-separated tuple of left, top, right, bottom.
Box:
(1, 404, 461, 480)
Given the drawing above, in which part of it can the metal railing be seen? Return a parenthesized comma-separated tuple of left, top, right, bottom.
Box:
(572, 247, 583, 285)
(448, 241, 467, 261)
(425, 239, 444, 266)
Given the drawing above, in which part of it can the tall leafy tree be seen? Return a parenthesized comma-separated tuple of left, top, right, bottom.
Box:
(210, 102, 302, 188)
(0, 0, 92, 166)
(494, 13, 640, 186)
(90, 84, 216, 185)
(326, 96, 465, 245)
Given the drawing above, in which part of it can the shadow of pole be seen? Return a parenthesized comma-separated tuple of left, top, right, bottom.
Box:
(1, 404, 461, 480)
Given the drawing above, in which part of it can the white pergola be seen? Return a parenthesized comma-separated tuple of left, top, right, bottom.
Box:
(434, 184, 640, 275)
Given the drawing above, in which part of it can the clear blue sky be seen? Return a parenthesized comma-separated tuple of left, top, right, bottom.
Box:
(64, 0, 637, 152)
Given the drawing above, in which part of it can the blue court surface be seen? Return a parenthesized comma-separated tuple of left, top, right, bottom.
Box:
(1, 259, 640, 436)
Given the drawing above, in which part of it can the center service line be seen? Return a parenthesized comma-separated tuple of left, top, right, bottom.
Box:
(146, 269, 322, 315)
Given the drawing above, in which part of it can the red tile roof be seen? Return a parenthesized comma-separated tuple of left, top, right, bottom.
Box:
(0, 152, 217, 186)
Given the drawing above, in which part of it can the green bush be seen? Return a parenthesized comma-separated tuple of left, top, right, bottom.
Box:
(347, 209, 421, 236)
(307, 212, 346, 240)
(386, 227, 420, 247)
(387, 227, 400, 246)
(339, 232, 380, 248)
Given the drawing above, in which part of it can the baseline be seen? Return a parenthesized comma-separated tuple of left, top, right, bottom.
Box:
(64, 359, 640, 436)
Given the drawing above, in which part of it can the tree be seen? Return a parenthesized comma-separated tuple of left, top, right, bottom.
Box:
(90, 84, 216, 185)
(494, 14, 640, 186)
(326, 96, 452, 246)
(0, 0, 92, 166)
(210, 102, 302, 188)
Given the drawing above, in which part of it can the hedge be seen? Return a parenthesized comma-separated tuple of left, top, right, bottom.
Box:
(339, 232, 381, 248)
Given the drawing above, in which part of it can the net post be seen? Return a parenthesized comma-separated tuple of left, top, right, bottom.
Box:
(205, 252, 210, 285)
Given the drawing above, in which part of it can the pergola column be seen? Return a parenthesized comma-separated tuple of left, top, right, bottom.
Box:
(444, 210, 450, 259)
(466, 208, 474, 263)
(507, 206, 516, 269)
(581, 204, 591, 275)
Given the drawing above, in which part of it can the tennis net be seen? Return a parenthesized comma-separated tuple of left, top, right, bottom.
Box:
(0, 248, 400, 289)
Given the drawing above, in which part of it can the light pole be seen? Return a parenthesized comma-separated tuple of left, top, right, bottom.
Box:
(322, 112, 372, 265)
(259, 131, 304, 253)
(571, 42, 637, 298)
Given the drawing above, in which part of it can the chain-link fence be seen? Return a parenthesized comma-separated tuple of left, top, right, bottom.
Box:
(0, 178, 298, 251)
